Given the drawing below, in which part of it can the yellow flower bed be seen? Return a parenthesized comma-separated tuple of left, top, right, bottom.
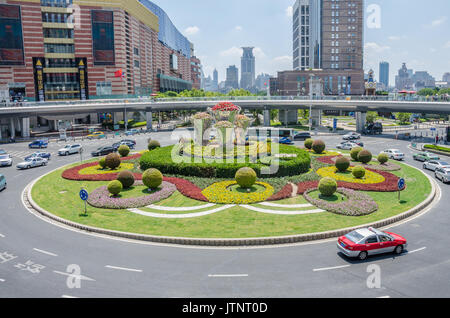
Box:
(202, 181, 274, 204)
(79, 163, 135, 175)
(316, 166, 385, 184)
(308, 150, 341, 157)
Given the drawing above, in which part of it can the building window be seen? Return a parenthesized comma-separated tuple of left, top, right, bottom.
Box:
(96, 82, 112, 96)
(134, 60, 140, 68)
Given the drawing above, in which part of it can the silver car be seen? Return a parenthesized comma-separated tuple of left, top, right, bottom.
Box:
(435, 167, 450, 184)
(17, 157, 47, 170)
(0, 154, 12, 167)
(58, 144, 82, 156)
(382, 149, 405, 161)
(423, 160, 450, 172)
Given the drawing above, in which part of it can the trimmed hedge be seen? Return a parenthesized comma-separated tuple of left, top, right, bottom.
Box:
(148, 140, 161, 151)
(107, 180, 123, 196)
(99, 157, 107, 169)
(335, 156, 350, 172)
(350, 147, 363, 161)
(358, 150, 373, 164)
(118, 145, 130, 157)
(352, 166, 366, 179)
(312, 140, 326, 154)
(235, 167, 257, 188)
(105, 153, 121, 170)
(117, 170, 135, 189)
(304, 138, 314, 150)
(424, 144, 450, 153)
(318, 177, 337, 196)
(139, 145, 311, 179)
(377, 153, 389, 164)
(142, 168, 163, 189)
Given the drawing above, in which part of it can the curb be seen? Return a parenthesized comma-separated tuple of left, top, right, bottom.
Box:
(25, 163, 438, 247)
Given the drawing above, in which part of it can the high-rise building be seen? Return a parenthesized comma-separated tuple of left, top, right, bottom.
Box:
(213, 69, 218, 87)
(443, 72, 450, 83)
(412, 71, 435, 90)
(395, 63, 414, 90)
(379, 61, 389, 89)
(225, 65, 239, 90)
(293, 0, 363, 71)
(240, 47, 255, 90)
(255, 73, 271, 91)
(293, 0, 321, 70)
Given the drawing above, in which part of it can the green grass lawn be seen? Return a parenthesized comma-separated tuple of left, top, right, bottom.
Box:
(31, 161, 432, 239)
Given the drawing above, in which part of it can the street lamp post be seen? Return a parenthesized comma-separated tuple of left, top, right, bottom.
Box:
(309, 74, 314, 133)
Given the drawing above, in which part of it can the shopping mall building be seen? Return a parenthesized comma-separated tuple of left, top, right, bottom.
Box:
(0, 0, 199, 103)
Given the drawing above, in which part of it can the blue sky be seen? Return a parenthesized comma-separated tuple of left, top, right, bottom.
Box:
(152, 0, 450, 85)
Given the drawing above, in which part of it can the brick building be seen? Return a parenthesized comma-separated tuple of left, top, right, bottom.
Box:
(0, 0, 197, 102)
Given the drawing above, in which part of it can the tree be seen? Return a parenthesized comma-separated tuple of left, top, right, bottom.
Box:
(396, 113, 412, 124)
(366, 111, 378, 124)
(417, 88, 436, 96)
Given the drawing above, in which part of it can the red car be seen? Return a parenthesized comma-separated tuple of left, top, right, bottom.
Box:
(337, 227, 407, 260)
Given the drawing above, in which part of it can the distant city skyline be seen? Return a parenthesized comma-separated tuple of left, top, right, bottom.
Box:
(152, 0, 449, 85)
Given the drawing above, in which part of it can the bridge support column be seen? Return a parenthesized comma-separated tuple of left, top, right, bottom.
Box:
(146, 109, 153, 131)
(263, 109, 270, 127)
(310, 109, 322, 127)
(10, 118, 15, 139)
(21, 118, 30, 138)
(279, 109, 298, 126)
(123, 111, 128, 131)
(356, 112, 367, 133)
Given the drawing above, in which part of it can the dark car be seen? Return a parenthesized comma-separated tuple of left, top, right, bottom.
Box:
(28, 140, 48, 149)
(364, 122, 383, 135)
(121, 139, 136, 146)
(293, 132, 312, 141)
(91, 146, 114, 157)
(112, 141, 135, 151)
(25, 152, 51, 161)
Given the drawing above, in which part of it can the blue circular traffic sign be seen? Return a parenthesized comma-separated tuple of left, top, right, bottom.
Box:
(79, 189, 89, 201)
(398, 178, 406, 191)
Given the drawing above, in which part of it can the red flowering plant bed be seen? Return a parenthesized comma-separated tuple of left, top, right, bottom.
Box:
(267, 184, 293, 201)
(163, 177, 208, 202)
(211, 102, 241, 112)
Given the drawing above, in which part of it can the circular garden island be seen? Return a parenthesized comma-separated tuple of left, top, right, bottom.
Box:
(30, 105, 432, 241)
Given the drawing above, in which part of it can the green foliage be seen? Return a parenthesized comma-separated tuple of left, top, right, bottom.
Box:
(352, 166, 366, 179)
(335, 157, 350, 172)
(396, 113, 412, 124)
(304, 138, 314, 150)
(377, 153, 389, 164)
(424, 144, 450, 153)
(117, 170, 135, 189)
(118, 145, 130, 157)
(105, 153, 121, 170)
(357, 150, 373, 164)
(235, 167, 257, 189)
(366, 111, 378, 124)
(148, 140, 161, 151)
(312, 140, 326, 154)
(350, 147, 363, 161)
(99, 157, 107, 169)
(139, 145, 311, 179)
(107, 180, 123, 196)
(142, 168, 163, 189)
(318, 177, 337, 197)
(417, 88, 437, 96)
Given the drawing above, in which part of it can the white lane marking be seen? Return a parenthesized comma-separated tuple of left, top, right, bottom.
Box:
(105, 265, 143, 273)
(0, 278, 5, 282)
(53, 271, 96, 282)
(377, 296, 391, 298)
(128, 204, 234, 219)
(62, 295, 78, 298)
(406, 247, 427, 254)
(146, 203, 216, 211)
(241, 205, 325, 215)
(33, 248, 58, 257)
(208, 274, 249, 278)
(0, 233, 4, 238)
(313, 265, 351, 272)
(259, 202, 313, 209)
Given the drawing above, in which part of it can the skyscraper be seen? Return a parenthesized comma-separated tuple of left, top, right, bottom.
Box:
(292, 0, 364, 71)
(213, 69, 218, 87)
(226, 65, 239, 90)
(240, 47, 255, 90)
(379, 61, 389, 89)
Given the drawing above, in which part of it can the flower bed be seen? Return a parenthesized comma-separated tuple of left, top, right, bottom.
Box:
(300, 149, 341, 157)
(267, 183, 293, 201)
(87, 181, 176, 209)
(303, 188, 378, 216)
(202, 181, 274, 204)
(316, 166, 386, 184)
(79, 163, 135, 175)
(163, 177, 208, 202)
(321, 155, 402, 171)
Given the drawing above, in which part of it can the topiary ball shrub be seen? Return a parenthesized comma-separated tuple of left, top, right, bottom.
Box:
(350, 147, 363, 161)
(312, 140, 326, 154)
(304, 138, 314, 150)
(335, 156, 350, 172)
(357, 150, 373, 164)
(352, 166, 366, 179)
(142, 168, 163, 189)
(148, 140, 161, 151)
(107, 180, 123, 197)
(105, 153, 121, 170)
(318, 177, 337, 197)
(117, 170, 135, 189)
(99, 157, 107, 169)
(118, 144, 130, 157)
(378, 153, 389, 164)
(235, 167, 257, 189)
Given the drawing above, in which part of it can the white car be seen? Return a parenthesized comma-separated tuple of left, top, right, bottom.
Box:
(343, 132, 361, 140)
(0, 154, 12, 167)
(382, 149, 405, 161)
(423, 160, 450, 172)
(16, 157, 47, 170)
(435, 167, 450, 184)
(337, 142, 356, 150)
(58, 144, 82, 156)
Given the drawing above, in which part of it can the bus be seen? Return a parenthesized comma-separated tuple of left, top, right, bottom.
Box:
(247, 128, 295, 142)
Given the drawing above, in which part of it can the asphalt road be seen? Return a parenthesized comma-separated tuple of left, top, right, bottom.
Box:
(0, 131, 449, 298)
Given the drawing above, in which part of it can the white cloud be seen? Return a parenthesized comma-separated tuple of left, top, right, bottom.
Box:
(430, 48, 437, 53)
(286, 6, 293, 18)
(388, 36, 401, 41)
(220, 46, 242, 57)
(273, 56, 292, 63)
(365, 42, 390, 54)
(184, 26, 199, 36)
(364, 43, 391, 73)
(445, 41, 450, 49)
(424, 16, 447, 28)
(253, 47, 266, 59)
(235, 26, 243, 31)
